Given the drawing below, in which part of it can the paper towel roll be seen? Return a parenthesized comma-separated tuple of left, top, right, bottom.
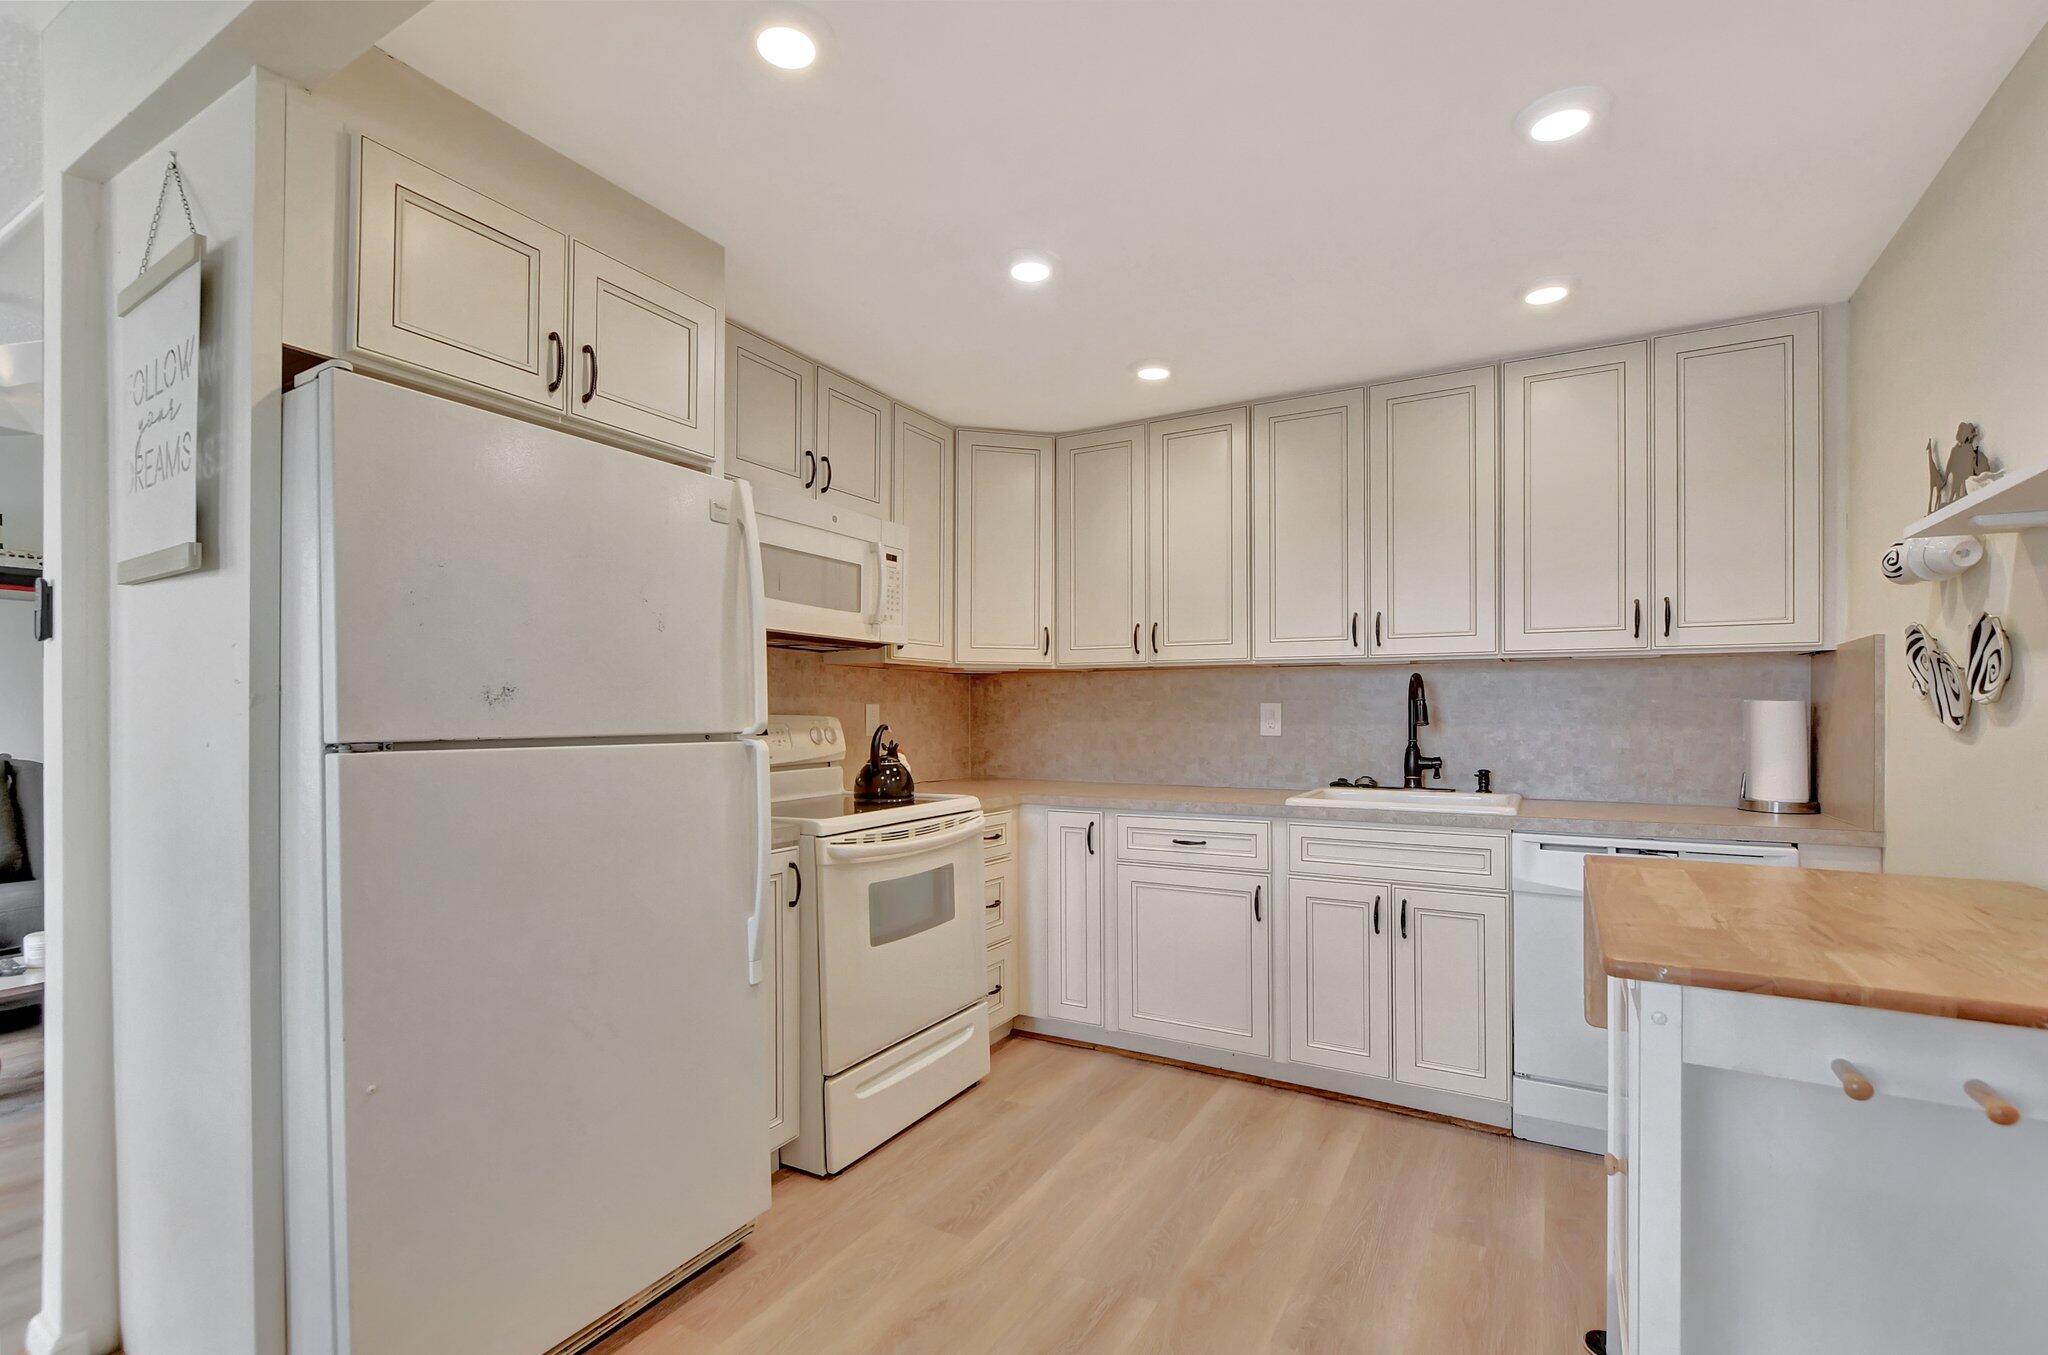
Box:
(1741, 698, 1814, 811)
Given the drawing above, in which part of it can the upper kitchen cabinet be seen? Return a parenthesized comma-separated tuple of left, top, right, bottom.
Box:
(892, 404, 954, 665)
(1148, 408, 1251, 663)
(1502, 343, 1650, 653)
(1368, 367, 1500, 657)
(1252, 390, 1368, 661)
(353, 136, 568, 411)
(725, 325, 817, 509)
(1055, 426, 1147, 667)
(816, 368, 894, 515)
(955, 431, 1056, 667)
(1651, 312, 1822, 650)
(567, 241, 717, 461)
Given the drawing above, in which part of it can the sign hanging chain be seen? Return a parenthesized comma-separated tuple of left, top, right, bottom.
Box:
(137, 151, 198, 279)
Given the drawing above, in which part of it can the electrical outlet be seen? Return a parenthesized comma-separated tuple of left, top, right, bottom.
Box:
(864, 703, 882, 735)
(1260, 702, 1282, 737)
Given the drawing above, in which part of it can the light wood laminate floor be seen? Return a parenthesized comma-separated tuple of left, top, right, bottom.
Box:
(598, 1034, 1603, 1354)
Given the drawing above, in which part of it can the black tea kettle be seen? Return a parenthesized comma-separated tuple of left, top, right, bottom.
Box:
(853, 724, 916, 804)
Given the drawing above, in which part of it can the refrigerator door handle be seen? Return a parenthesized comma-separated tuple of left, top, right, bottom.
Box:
(732, 478, 769, 735)
(743, 736, 771, 985)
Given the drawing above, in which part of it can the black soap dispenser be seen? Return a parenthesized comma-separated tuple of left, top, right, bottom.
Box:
(853, 724, 917, 804)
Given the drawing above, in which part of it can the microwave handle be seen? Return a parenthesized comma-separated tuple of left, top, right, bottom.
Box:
(822, 814, 987, 863)
(732, 479, 768, 734)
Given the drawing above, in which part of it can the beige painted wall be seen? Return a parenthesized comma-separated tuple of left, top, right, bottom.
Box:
(1847, 23, 2048, 883)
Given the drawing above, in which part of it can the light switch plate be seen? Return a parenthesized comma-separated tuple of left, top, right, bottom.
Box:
(1260, 702, 1282, 737)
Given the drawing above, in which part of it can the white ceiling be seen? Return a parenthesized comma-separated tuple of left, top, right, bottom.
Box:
(384, 1, 2048, 431)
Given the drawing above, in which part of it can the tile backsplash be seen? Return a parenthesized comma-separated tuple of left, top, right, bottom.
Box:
(772, 650, 1819, 806)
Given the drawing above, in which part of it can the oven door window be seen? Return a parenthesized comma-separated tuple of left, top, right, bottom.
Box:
(869, 863, 956, 946)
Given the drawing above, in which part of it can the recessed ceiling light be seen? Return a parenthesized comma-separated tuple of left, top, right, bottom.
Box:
(1528, 107, 1592, 143)
(756, 25, 817, 70)
(1515, 86, 1611, 144)
(1136, 364, 1171, 382)
(1523, 284, 1571, 307)
(1008, 256, 1053, 284)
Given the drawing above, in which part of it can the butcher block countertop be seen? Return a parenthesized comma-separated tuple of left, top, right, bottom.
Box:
(1584, 857, 2048, 1030)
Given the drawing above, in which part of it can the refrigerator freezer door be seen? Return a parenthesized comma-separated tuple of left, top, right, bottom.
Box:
(301, 368, 764, 744)
(313, 741, 768, 1355)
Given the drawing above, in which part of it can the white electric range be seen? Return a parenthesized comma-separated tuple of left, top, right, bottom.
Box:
(766, 716, 990, 1175)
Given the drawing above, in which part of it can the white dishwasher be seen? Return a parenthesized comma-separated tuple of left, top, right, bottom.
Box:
(1510, 833, 1798, 1152)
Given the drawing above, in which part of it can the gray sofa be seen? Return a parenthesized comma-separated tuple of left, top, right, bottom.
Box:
(0, 758, 40, 950)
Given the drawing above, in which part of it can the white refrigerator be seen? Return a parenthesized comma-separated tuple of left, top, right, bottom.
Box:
(280, 368, 772, 1355)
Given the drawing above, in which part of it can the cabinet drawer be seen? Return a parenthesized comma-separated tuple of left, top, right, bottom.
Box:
(982, 870, 1013, 948)
(1287, 822, 1507, 890)
(978, 812, 1015, 865)
(1116, 815, 1271, 872)
(985, 940, 1018, 1029)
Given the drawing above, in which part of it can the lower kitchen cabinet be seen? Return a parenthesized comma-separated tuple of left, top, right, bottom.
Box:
(1042, 811, 1105, 1026)
(767, 847, 800, 1154)
(1391, 886, 1509, 1100)
(1287, 877, 1392, 1078)
(1115, 864, 1270, 1057)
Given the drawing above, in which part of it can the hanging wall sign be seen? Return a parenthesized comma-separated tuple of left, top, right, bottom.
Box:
(114, 153, 205, 584)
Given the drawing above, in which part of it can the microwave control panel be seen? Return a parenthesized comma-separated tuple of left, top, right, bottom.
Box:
(876, 548, 905, 625)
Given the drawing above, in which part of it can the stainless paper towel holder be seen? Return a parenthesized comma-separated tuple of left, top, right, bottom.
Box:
(1738, 772, 1819, 816)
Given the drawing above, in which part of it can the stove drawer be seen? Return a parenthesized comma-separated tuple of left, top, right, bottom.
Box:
(823, 1002, 989, 1173)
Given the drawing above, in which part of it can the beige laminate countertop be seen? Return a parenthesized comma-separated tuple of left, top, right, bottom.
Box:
(922, 777, 1881, 847)
(1584, 857, 2048, 1029)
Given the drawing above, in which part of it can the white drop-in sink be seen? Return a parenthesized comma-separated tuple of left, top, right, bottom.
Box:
(1285, 786, 1524, 815)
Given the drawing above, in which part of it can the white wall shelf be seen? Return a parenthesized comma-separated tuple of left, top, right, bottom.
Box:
(1906, 457, 2048, 537)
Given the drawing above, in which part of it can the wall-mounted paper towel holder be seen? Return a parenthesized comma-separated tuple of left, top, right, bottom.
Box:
(1881, 534, 1983, 583)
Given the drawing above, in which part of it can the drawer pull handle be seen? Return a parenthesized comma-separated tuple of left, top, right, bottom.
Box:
(982, 832, 1003, 842)
(1603, 1153, 1625, 1177)
(986, 985, 1003, 999)
(1829, 1058, 1874, 1101)
(1170, 837, 1209, 846)
(985, 899, 1002, 910)
(1252, 884, 1262, 923)
(1965, 1079, 2021, 1126)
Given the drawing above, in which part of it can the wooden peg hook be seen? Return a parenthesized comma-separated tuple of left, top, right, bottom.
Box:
(1829, 1059, 1874, 1101)
(1964, 1080, 2020, 1126)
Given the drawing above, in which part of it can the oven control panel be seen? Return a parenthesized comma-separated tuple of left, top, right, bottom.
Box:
(761, 714, 845, 766)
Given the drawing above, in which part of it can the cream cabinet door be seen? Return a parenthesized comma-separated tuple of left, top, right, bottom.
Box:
(725, 325, 817, 506)
(1147, 408, 1250, 663)
(767, 849, 800, 1153)
(955, 431, 1055, 666)
(1287, 877, 1391, 1078)
(567, 241, 717, 463)
(353, 136, 568, 410)
(1369, 368, 1499, 657)
(1056, 425, 1148, 666)
(1115, 865, 1269, 1056)
(816, 367, 893, 514)
(1502, 343, 1649, 653)
(1252, 390, 1367, 660)
(1652, 312, 1822, 649)
(1392, 886, 1508, 1100)
(891, 405, 954, 664)
(1043, 812, 1104, 1027)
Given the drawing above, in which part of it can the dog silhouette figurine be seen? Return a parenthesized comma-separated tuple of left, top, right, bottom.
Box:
(1927, 422, 1991, 513)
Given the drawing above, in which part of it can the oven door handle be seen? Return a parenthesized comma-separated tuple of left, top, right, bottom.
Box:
(821, 815, 988, 862)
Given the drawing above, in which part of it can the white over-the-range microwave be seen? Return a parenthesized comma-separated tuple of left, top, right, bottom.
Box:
(755, 496, 909, 646)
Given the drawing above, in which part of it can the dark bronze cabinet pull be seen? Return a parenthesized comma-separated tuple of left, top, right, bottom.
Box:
(1042, 626, 1051, 656)
(1399, 897, 1408, 939)
(786, 862, 801, 906)
(802, 449, 817, 489)
(982, 831, 1002, 843)
(1633, 598, 1642, 638)
(1351, 611, 1360, 646)
(1151, 622, 1160, 654)
(1170, 838, 1208, 846)
(546, 331, 565, 392)
(1252, 884, 1262, 923)
(987, 984, 1003, 998)
(1372, 894, 1381, 935)
(1663, 596, 1673, 637)
(1085, 821, 1095, 855)
(1132, 623, 1140, 655)
(985, 898, 1002, 910)
(820, 455, 833, 494)
(1374, 611, 1383, 647)
(581, 343, 597, 403)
